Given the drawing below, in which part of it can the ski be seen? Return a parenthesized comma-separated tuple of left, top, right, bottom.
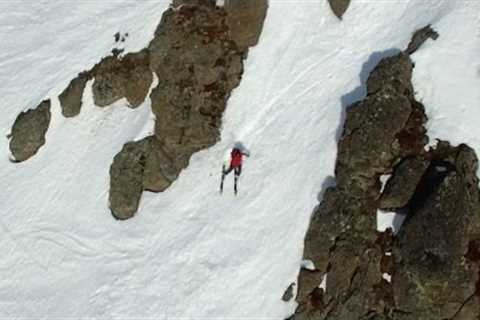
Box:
(220, 165, 226, 194)
(234, 175, 238, 195)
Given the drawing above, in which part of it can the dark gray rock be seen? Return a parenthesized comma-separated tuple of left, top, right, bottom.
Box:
(405, 25, 439, 55)
(392, 143, 480, 320)
(282, 283, 296, 302)
(379, 156, 429, 209)
(92, 49, 152, 108)
(9, 100, 51, 162)
(59, 72, 90, 117)
(327, 0, 351, 20)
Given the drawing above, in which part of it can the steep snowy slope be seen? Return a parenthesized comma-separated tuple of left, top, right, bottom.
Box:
(1, 0, 478, 318)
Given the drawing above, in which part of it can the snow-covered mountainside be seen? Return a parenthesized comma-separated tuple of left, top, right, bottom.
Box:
(1, 0, 479, 318)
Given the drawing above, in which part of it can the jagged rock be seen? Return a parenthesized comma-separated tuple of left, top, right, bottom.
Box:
(392, 143, 480, 320)
(9, 100, 51, 162)
(92, 49, 152, 108)
(336, 53, 428, 196)
(59, 72, 90, 117)
(405, 25, 439, 55)
(224, 0, 268, 50)
(379, 156, 429, 209)
(327, 0, 351, 20)
(294, 53, 430, 320)
(366, 53, 413, 97)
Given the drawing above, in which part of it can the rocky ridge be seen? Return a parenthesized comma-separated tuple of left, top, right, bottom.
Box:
(290, 26, 479, 320)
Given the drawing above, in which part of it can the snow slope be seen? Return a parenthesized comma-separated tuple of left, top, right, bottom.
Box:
(0, 0, 478, 318)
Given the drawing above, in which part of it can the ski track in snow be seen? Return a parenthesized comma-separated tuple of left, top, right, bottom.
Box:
(0, 0, 479, 318)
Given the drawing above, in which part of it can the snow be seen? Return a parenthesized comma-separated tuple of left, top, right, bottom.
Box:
(1, 0, 479, 319)
(382, 273, 392, 283)
(377, 210, 406, 234)
(319, 274, 327, 292)
(300, 259, 316, 271)
(412, 1, 480, 167)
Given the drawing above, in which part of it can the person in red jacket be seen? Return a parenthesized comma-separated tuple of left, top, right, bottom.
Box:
(224, 147, 249, 177)
(220, 146, 250, 194)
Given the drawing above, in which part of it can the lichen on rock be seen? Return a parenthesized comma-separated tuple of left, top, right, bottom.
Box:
(9, 100, 51, 162)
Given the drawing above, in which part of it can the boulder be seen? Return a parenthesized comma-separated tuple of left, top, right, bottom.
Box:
(9, 100, 51, 162)
(327, 0, 351, 20)
(59, 71, 90, 117)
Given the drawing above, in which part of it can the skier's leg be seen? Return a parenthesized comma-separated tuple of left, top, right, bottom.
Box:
(223, 165, 233, 175)
(234, 166, 241, 195)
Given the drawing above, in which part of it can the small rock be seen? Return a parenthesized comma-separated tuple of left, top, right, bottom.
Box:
(327, 0, 351, 20)
(282, 283, 295, 302)
(9, 100, 51, 162)
(59, 72, 90, 117)
(405, 25, 439, 55)
(109, 140, 147, 220)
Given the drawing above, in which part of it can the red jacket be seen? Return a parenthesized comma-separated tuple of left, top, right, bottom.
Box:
(230, 149, 243, 168)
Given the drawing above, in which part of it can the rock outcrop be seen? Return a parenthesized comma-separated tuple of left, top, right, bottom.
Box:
(291, 51, 480, 320)
(327, 0, 351, 20)
(91, 49, 152, 108)
(393, 142, 480, 320)
(59, 72, 90, 117)
(109, 136, 179, 220)
(9, 0, 267, 219)
(109, 0, 267, 219)
(9, 100, 51, 162)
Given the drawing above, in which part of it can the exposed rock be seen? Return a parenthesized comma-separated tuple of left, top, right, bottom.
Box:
(9, 100, 51, 162)
(293, 53, 432, 320)
(109, 140, 147, 220)
(379, 156, 429, 209)
(148, 2, 246, 168)
(224, 0, 268, 50)
(405, 25, 439, 55)
(392, 143, 480, 320)
(327, 0, 351, 20)
(109, 136, 179, 220)
(92, 49, 152, 108)
(336, 53, 427, 196)
(282, 283, 296, 302)
(59, 72, 90, 117)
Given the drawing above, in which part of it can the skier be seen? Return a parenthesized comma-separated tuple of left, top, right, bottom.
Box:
(220, 145, 250, 195)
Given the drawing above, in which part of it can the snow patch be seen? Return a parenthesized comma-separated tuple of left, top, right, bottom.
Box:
(300, 259, 316, 271)
(376, 210, 406, 234)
